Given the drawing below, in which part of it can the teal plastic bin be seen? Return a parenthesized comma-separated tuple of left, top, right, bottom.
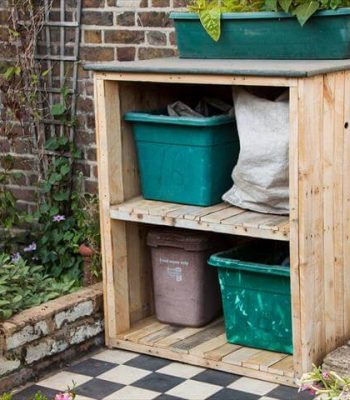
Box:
(124, 110, 239, 206)
(208, 241, 292, 354)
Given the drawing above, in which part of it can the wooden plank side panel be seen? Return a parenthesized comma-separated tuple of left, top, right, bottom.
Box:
(322, 72, 345, 352)
(322, 72, 336, 353)
(289, 85, 302, 376)
(344, 71, 350, 337)
(94, 78, 130, 341)
(333, 73, 346, 349)
(297, 76, 325, 371)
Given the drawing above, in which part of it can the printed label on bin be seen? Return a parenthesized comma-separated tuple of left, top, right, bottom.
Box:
(167, 266, 182, 282)
(159, 257, 189, 282)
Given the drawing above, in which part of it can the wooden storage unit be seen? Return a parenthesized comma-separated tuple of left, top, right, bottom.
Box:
(86, 58, 350, 386)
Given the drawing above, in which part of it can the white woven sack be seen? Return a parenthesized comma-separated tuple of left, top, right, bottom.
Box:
(222, 88, 289, 215)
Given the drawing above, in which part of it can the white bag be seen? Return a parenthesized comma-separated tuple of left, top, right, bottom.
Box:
(222, 88, 289, 215)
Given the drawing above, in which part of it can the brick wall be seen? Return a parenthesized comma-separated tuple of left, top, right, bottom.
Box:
(0, 283, 103, 392)
(0, 0, 184, 209)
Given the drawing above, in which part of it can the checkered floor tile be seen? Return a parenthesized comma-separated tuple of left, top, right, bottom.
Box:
(13, 349, 314, 400)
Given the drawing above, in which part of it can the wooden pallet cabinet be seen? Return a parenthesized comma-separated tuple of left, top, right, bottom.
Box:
(86, 58, 350, 386)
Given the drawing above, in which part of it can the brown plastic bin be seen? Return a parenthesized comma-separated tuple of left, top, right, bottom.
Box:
(147, 229, 222, 327)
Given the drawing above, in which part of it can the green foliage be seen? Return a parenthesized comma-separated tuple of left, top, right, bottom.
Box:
(0, 0, 100, 294)
(0, 393, 13, 400)
(0, 155, 24, 253)
(23, 136, 84, 280)
(188, 0, 350, 40)
(72, 175, 102, 279)
(0, 253, 77, 321)
(0, 385, 76, 400)
(298, 365, 350, 399)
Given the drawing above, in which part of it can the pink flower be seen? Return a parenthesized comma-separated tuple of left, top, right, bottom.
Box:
(322, 371, 330, 379)
(53, 214, 66, 222)
(55, 393, 73, 400)
(23, 242, 36, 252)
(11, 252, 21, 263)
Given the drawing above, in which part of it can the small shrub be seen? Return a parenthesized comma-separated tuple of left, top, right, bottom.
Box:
(0, 253, 78, 321)
(298, 365, 350, 399)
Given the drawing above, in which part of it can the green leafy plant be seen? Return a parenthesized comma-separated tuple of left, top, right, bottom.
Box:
(0, 155, 23, 253)
(72, 173, 102, 280)
(0, 384, 76, 400)
(0, 253, 78, 321)
(188, 0, 350, 40)
(298, 365, 350, 399)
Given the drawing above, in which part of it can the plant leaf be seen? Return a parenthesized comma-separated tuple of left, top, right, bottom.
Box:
(51, 103, 66, 117)
(199, 7, 221, 41)
(294, 1, 319, 25)
(278, 0, 292, 12)
(265, 0, 278, 11)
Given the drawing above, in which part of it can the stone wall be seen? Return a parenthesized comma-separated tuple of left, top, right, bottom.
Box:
(0, 0, 184, 210)
(0, 283, 103, 393)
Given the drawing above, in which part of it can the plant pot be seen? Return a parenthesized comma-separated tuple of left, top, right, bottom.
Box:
(79, 244, 101, 286)
(171, 9, 350, 60)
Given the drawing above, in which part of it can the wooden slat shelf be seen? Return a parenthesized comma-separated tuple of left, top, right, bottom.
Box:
(110, 197, 290, 241)
(112, 316, 295, 386)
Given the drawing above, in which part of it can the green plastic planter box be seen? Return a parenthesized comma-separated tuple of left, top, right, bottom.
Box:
(124, 110, 239, 206)
(171, 8, 350, 60)
(209, 241, 292, 354)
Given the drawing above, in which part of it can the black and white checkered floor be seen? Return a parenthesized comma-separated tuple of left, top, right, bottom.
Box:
(13, 349, 314, 400)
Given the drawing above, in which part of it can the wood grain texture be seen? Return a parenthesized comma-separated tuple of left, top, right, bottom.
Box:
(110, 316, 295, 386)
(343, 71, 350, 338)
(94, 78, 130, 341)
(110, 197, 289, 241)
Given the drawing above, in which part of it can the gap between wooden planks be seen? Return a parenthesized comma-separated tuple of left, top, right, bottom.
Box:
(111, 316, 295, 387)
(110, 197, 290, 241)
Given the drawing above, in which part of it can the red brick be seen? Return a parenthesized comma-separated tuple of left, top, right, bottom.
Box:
(80, 46, 114, 61)
(84, 30, 102, 44)
(81, 11, 113, 26)
(12, 157, 37, 171)
(0, 26, 9, 41)
(104, 30, 144, 44)
(116, 47, 135, 61)
(116, 12, 135, 26)
(152, 0, 169, 6)
(169, 30, 176, 45)
(138, 47, 176, 60)
(77, 97, 94, 113)
(86, 148, 97, 161)
(75, 162, 91, 177)
(82, 0, 104, 7)
(11, 188, 36, 202)
(85, 179, 98, 194)
(173, 0, 187, 6)
(137, 11, 171, 27)
(0, 9, 8, 24)
(147, 30, 167, 46)
(0, 139, 10, 152)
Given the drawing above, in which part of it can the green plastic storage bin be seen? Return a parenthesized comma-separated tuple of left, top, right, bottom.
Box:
(208, 241, 292, 354)
(171, 9, 350, 60)
(124, 110, 239, 206)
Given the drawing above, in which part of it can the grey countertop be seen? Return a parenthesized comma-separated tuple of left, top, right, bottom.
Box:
(84, 57, 350, 77)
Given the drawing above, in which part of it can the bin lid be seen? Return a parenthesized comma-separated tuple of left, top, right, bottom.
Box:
(124, 111, 234, 127)
(208, 248, 290, 277)
(147, 229, 217, 251)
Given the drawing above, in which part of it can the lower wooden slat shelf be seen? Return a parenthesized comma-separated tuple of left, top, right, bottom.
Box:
(110, 316, 295, 386)
(110, 197, 289, 241)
